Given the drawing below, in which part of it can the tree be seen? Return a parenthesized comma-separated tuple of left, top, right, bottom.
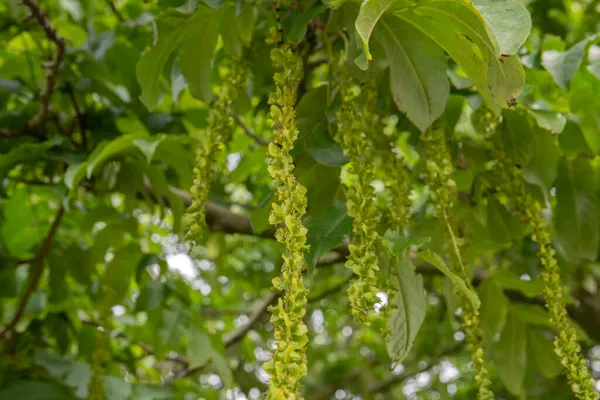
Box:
(1, 0, 600, 399)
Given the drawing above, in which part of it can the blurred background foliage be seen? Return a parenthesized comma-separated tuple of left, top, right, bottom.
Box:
(1, 0, 600, 399)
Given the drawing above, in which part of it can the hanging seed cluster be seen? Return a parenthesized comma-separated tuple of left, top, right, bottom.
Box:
(422, 128, 494, 400)
(494, 149, 598, 400)
(187, 62, 246, 242)
(336, 77, 381, 325)
(262, 14, 310, 400)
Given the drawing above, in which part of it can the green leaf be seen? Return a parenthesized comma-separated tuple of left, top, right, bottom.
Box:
(494, 309, 527, 396)
(133, 136, 164, 164)
(102, 242, 143, 305)
(486, 196, 521, 245)
(187, 330, 213, 369)
(86, 133, 148, 178)
(0, 380, 75, 400)
(528, 329, 563, 379)
(512, 303, 550, 327)
(220, 5, 243, 58)
(419, 249, 480, 310)
(492, 269, 544, 298)
(472, 0, 531, 55)
(135, 281, 169, 312)
(286, 5, 326, 44)
(529, 109, 567, 134)
(354, 0, 395, 61)
(104, 376, 133, 400)
(479, 280, 508, 351)
(1, 189, 43, 258)
(386, 258, 426, 363)
(559, 120, 592, 160)
(306, 124, 349, 167)
(375, 15, 449, 131)
(250, 196, 275, 234)
(500, 109, 533, 166)
(523, 129, 560, 195)
(0, 139, 58, 180)
(554, 157, 600, 263)
(385, 232, 430, 257)
(569, 70, 600, 154)
(136, 19, 186, 109)
(179, 7, 220, 102)
(542, 37, 592, 90)
(305, 201, 352, 270)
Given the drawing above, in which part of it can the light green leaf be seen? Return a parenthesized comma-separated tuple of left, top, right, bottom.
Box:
(419, 249, 480, 310)
(542, 37, 592, 90)
(495, 309, 527, 396)
(134, 136, 164, 164)
(472, 0, 531, 55)
(305, 201, 352, 270)
(355, 0, 395, 61)
(569, 70, 600, 153)
(486, 197, 514, 245)
(386, 258, 426, 363)
(559, 120, 592, 160)
(136, 20, 186, 109)
(187, 331, 213, 369)
(102, 242, 143, 305)
(529, 109, 567, 134)
(554, 157, 600, 263)
(86, 133, 148, 178)
(492, 269, 544, 298)
(376, 15, 449, 131)
(0, 139, 58, 179)
(221, 5, 242, 58)
(478, 280, 508, 351)
(512, 303, 550, 326)
(104, 376, 133, 400)
(179, 7, 219, 103)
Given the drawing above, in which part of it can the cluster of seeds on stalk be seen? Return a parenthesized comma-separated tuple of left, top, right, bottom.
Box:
(493, 149, 598, 400)
(262, 6, 310, 399)
(336, 77, 381, 325)
(187, 61, 246, 242)
(422, 128, 494, 400)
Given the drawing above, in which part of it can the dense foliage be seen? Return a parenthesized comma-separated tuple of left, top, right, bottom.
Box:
(3, 0, 600, 399)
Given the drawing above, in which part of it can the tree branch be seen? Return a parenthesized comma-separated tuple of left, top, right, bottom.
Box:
(0, 205, 65, 339)
(232, 113, 269, 146)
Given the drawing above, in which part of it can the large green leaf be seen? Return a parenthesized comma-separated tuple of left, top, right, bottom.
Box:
(553, 157, 600, 263)
(187, 330, 213, 369)
(569, 70, 600, 154)
(472, 0, 531, 55)
(376, 15, 449, 131)
(500, 109, 533, 166)
(102, 242, 144, 304)
(494, 309, 527, 396)
(180, 6, 220, 102)
(523, 129, 560, 195)
(305, 201, 352, 270)
(86, 132, 148, 179)
(137, 6, 219, 108)
(386, 258, 426, 363)
(355, 0, 528, 115)
(419, 249, 480, 310)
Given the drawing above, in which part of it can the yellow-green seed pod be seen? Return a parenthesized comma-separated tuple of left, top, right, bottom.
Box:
(186, 61, 247, 243)
(335, 76, 381, 326)
(263, 14, 310, 400)
(493, 149, 598, 400)
(422, 128, 494, 400)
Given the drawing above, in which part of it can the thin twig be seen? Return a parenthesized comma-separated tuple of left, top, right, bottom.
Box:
(105, 0, 125, 22)
(0, 205, 65, 339)
(22, 0, 66, 130)
(232, 113, 269, 146)
(66, 82, 88, 149)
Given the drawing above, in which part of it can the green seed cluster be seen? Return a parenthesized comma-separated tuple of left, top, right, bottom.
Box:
(336, 78, 381, 325)
(493, 149, 598, 400)
(187, 61, 246, 242)
(262, 34, 310, 400)
(422, 128, 494, 400)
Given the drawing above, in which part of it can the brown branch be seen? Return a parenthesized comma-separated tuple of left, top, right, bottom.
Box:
(0, 205, 65, 339)
(105, 0, 125, 22)
(22, 0, 66, 130)
(232, 113, 269, 146)
(1, 0, 66, 138)
(66, 82, 88, 149)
